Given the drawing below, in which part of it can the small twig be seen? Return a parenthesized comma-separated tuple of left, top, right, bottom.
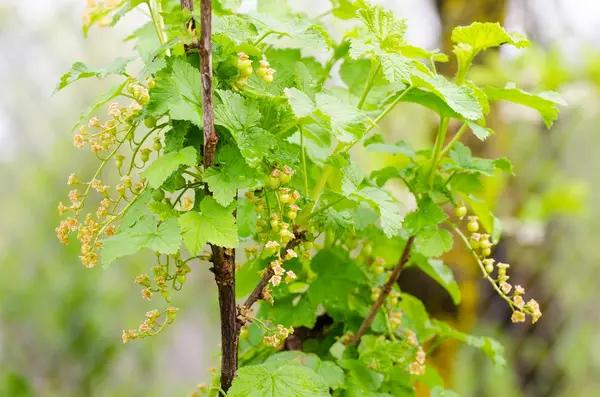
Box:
(240, 230, 307, 314)
(350, 236, 415, 345)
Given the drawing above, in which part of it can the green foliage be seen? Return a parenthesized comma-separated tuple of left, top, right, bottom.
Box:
(228, 362, 330, 396)
(55, 0, 562, 395)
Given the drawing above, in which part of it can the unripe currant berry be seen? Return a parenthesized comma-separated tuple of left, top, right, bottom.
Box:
(141, 148, 152, 163)
(152, 189, 165, 202)
(236, 58, 252, 70)
(173, 174, 186, 190)
(268, 175, 281, 189)
(122, 175, 132, 188)
(280, 193, 291, 204)
(242, 66, 253, 77)
(146, 77, 156, 89)
(455, 205, 467, 219)
(153, 138, 162, 152)
(467, 216, 479, 233)
(144, 116, 157, 128)
(480, 239, 492, 249)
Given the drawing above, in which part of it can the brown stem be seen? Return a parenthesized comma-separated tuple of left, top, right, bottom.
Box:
(198, 0, 218, 168)
(180, 0, 235, 393)
(350, 236, 415, 345)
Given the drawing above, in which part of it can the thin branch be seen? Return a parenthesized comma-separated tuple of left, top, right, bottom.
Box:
(350, 235, 415, 345)
(240, 230, 307, 314)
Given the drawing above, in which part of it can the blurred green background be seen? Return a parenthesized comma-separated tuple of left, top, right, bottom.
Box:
(0, 0, 599, 396)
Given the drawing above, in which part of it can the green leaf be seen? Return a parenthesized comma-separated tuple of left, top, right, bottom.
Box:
(215, 90, 274, 167)
(259, 293, 318, 328)
(466, 120, 493, 141)
(400, 45, 448, 62)
(148, 201, 179, 220)
(379, 53, 416, 85)
(315, 93, 368, 143)
(414, 258, 461, 305)
(493, 157, 514, 174)
(147, 59, 203, 126)
(353, 187, 406, 238)
(55, 57, 132, 93)
(264, 352, 345, 390)
(251, 13, 330, 51)
(451, 22, 530, 53)
(484, 83, 566, 128)
(403, 197, 447, 235)
(330, 0, 362, 20)
(415, 228, 453, 257)
(204, 145, 263, 206)
(448, 143, 495, 176)
(120, 189, 152, 230)
(411, 72, 483, 120)
(228, 362, 329, 397)
(432, 320, 506, 367)
(357, 1, 407, 52)
(178, 196, 238, 255)
(366, 140, 415, 158)
(102, 216, 181, 265)
(73, 81, 127, 130)
(308, 248, 368, 312)
(285, 88, 316, 119)
(143, 146, 197, 188)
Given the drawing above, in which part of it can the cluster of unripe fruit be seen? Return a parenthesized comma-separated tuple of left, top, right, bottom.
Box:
(235, 52, 276, 84)
(134, 254, 191, 303)
(455, 204, 494, 258)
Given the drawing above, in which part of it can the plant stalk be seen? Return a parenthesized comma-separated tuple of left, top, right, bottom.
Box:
(181, 0, 237, 393)
(350, 236, 415, 345)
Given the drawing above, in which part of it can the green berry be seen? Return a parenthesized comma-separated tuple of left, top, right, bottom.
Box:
(467, 220, 479, 233)
(280, 173, 291, 184)
(144, 116, 157, 128)
(480, 239, 492, 249)
(153, 138, 162, 152)
(152, 189, 165, 202)
(236, 59, 252, 70)
(455, 205, 467, 219)
(173, 174, 186, 190)
(268, 176, 281, 189)
(280, 193, 291, 204)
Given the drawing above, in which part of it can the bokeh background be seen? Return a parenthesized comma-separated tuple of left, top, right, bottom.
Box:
(0, 0, 599, 396)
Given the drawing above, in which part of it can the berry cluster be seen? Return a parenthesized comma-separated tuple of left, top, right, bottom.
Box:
(235, 52, 276, 84)
(455, 207, 542, 324)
